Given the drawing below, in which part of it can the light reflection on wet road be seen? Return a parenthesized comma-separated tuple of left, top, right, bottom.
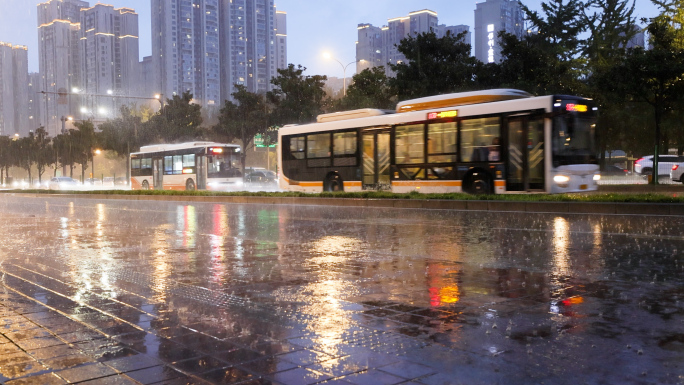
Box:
(0, 195, 682, 385)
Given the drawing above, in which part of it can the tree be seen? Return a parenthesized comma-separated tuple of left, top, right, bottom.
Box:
(582, 0, 638, 168)
(268, 64, 328, 125)
(53, 131, 77, 177)
(602, 18, 684, 183)
(12, 135, 35, 182)
(651, 0, 684, 48)
(71, 120, 97, 182)
(99, 106, 144, 179)
(498, 0, 586, 96)
(0, 136, 11, 184)
(388, 31, 482, 100)
(338, 67, 395, 111)
(145, 91, 203, 143)
(214, 85, 269, 174)
(33, 127, 54, 183)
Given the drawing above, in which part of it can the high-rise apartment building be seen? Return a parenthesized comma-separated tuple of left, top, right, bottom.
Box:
(79, 4, 139, 118)
(37, 0, 89, 136)
(152, 0, 221, 110)
(275, 11, 288, 72)
(152, 0, 285, 111)
(474, 0, 524, 64)
(0, 43, 29, 137)
(357, 10, 470, 75)
(356, 23, 384, 74)
(28, 73, 42, 132)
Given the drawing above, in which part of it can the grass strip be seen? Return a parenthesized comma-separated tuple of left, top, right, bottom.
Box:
(3, 189, 684, 204)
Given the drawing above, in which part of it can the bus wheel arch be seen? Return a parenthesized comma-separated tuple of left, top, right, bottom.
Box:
(324, 173, 344, 192)
(463, 169, 493, 195)
(142, 180, 150, 190)
(186, 178, 196, 191)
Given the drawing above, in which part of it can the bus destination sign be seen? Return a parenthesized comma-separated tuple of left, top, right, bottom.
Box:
(566, 104, 588, 112)
(427, 110, 458, 120)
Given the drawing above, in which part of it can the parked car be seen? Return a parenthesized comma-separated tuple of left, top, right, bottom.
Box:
(49, 177, 80, 190)
(84, 178, 101, 186)
(102, 177, 115, 186)
(634, 155, 684, 176)
(671, 163, 684, 183)
(245, 170, 278, 187)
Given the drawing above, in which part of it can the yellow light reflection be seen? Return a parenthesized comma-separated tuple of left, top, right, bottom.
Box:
(553, 217, 570, 277)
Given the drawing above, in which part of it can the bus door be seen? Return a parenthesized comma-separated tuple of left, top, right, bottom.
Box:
(362, 130, 391, 190)
(196, 155, 207, 190)
(505, 115, 545, 191)
(153, 158, 164, 190)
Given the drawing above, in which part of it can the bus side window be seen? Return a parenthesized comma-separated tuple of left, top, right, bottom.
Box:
(288, 136, 305, 160)
(461, 117, 500, 162)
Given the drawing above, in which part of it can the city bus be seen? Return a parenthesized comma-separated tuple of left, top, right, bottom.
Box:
(130, 142, 242, 191)
(278, 89, 599, 194)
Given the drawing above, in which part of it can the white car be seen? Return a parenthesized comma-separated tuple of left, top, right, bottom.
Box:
(671, 163, 684, 183)
(634, 155, 684, 176)
(48, 177, 80, 190)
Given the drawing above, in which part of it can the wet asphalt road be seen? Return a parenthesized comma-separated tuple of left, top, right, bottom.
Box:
(0, 195, 682, 385)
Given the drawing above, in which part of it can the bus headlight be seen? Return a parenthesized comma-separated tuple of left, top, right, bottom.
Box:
(593, 174, 601, 181)
(553, 175, 570, 184)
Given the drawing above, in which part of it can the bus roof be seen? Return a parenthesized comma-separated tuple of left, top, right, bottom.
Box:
(396, 89, 532, 113)
(280, 94, 561, 138)
(136, 142, 239, 154)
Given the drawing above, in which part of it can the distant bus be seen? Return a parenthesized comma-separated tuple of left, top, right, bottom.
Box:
(278, 89, 599, 194)
(130, 142, 242, 191)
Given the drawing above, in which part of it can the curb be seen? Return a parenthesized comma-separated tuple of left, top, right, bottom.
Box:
(5, 193, 684, 216)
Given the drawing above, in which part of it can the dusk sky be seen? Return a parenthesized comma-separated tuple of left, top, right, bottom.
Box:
(0, 0, 662, 79)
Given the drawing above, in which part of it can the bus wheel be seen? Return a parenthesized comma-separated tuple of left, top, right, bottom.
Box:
(142, 180, 150, 190)
(325, 174, 343, 192)
(186, 179, 196, 191)
(464, 172, 492, 195)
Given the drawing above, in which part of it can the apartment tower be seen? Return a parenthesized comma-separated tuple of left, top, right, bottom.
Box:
(0, 43, 29, 137)
(37, 0, 89, 136)
(474, 0, 524, 63)
(79, 4, 139, 119)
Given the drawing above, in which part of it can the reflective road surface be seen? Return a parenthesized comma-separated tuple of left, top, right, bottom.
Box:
(0, 195, 682, 385)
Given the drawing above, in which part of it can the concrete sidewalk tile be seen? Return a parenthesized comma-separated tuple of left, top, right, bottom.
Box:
(55, 362, 117, 383)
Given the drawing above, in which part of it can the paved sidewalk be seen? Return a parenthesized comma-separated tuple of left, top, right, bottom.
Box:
(0, 195, 682, 384)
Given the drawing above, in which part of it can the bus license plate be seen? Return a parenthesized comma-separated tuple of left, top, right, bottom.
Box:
(580, 184, 588, 190)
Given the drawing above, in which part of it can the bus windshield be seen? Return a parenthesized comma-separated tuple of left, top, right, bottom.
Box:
(552, 114, 597, 166)
(207, 152, 242, 178)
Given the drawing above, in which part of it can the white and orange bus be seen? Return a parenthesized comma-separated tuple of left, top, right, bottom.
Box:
(278, 89, 600, 194)
(130, 142, 242, 191)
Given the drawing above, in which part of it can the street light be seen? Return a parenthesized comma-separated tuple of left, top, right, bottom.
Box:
(323, 53, 359, 96)
(92, 149, 102, 184)
(154, 94, 164, 109)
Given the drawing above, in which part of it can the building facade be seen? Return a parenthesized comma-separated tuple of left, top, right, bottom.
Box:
(0, 43, 29, 137)
(474, 0, 524, 64)
(79, 4, 139, 119)
(275, 11, 288, 73)
(37, 0, 89, 136)
(151, 0, 221, 111)
(356, 10, 471, 75)
(152, 0, 286, 112)
(28, 73, 42, 132)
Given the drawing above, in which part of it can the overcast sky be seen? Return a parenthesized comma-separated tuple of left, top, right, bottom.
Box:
(0, 0, 662, 78)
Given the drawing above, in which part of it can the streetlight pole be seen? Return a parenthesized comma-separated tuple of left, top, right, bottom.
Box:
(155, 94, 164, 109)
(323, 53, 358, 97)
(92, 149, 101, 185)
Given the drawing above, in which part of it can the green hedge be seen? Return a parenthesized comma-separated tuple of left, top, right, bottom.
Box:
(4, 189, 684, 203)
